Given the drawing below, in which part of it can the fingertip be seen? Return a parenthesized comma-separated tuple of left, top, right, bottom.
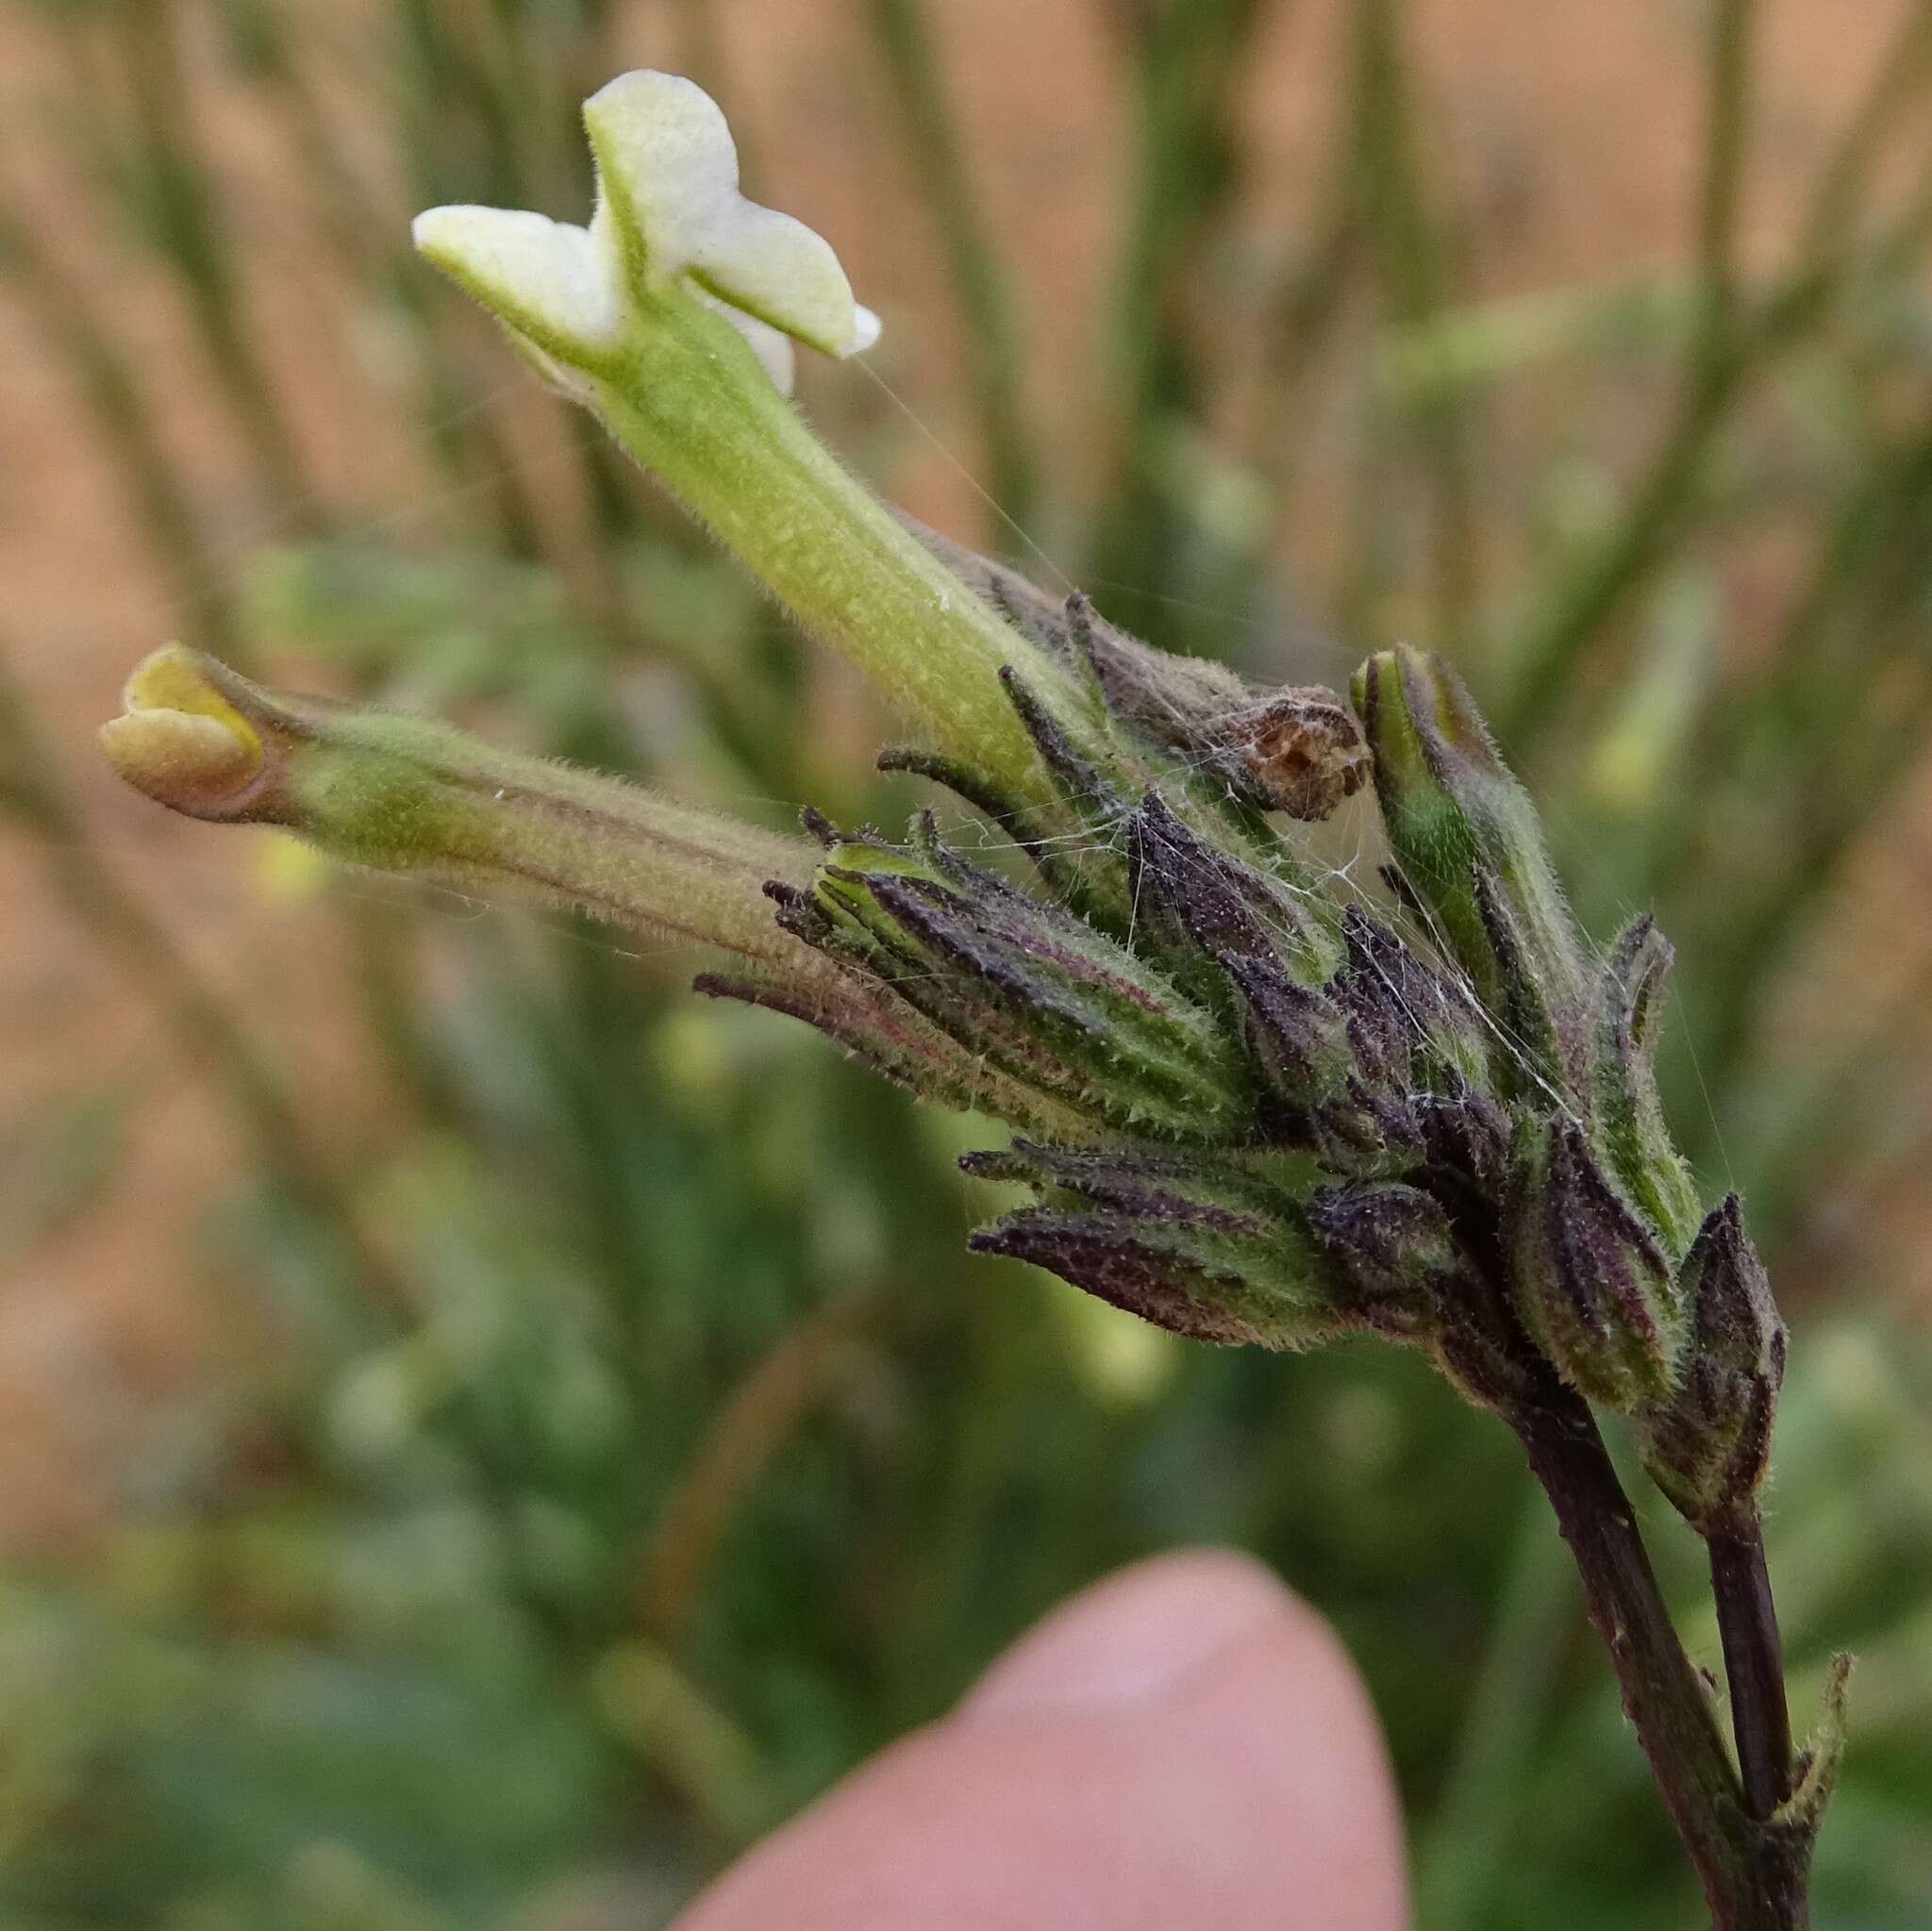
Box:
(674, 1551, 1407, 1930)
(956, 1546, 1311, 1720)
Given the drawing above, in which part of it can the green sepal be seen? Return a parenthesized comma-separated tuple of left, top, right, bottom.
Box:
(1640, 1195, 1786, 1529)
(1507, 1114, 1684, 1410)
(963, 1140, 1354, 1348)
(1592, 916, 1705, 1257)
(1352, 646, 1593, 1100)
(778, 816, 1250, 1140)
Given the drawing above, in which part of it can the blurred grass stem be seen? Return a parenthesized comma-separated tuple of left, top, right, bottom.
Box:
(108, 1, 319, 527)
(1503, 5, 1932, 742)
(1354, 0, 1474, 644)
(1694, 0, 1755, 352)
(864, 0, 1039, 536)
(1416, 1480, 1575, 1927)
(0, 198, 243, 661)
(639, 1282, 884, 1640)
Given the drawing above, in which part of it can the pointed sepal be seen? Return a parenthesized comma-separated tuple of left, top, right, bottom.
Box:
(1352, 646, 1592, 1099)
(964, 1140, 1355, 1348)
(780, 817, 1249, 1139)
(1507, 1116, 1683, 1409)
(1593, 916, 1704, 1257)
(1641, 1194, 1787, 1529)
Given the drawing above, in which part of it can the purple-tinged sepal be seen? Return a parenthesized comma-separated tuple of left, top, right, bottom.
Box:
(1507, 1116, 1684, 1409)
(1329, 907, 1492, 1101)
(1216, 952, 1392, 1167)
(1641, 1195, 1787, 1530)
(779, 816, 1248, 1140)
(964, 1141, 1358, 1348)
(1304, 1180, 1468, 1340)
(1124, 790, 1340, 981)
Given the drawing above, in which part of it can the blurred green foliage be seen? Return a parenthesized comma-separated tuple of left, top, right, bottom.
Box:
(3, 1, 1932, 1925)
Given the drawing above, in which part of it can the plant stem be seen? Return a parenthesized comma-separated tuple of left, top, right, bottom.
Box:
(1507, 1381, 1813, 1930)
(1507, 1388, 1745, 1912)
(1708, 1509, 1796, 1820)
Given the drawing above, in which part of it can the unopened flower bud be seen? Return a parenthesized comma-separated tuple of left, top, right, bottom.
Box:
(1218, 953, 1389, 1163)
(1351, 646, 1591, 1098)
(1328, 906, 1491, 1099)
(103, 646, 814, 970)
(964, 1141, 1350, 1348)
(1112, 801, 1429, 1167)
(1508, 1118, 1683, 1409)
(1224, 906, 1503, 1174)
(1303, 1180, 1466, 1338)
(1641, 1195, 1787, 1529)
(778, 816, 1246, 1139)
(1123, 790, 1339, 979)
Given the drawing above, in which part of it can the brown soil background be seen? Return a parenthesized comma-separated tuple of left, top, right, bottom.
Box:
(0, 0, 1916, 1541)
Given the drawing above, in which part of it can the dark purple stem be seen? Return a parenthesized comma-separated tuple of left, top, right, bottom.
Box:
(1709, 1509, 1797, 1820)
(1506, 1383, 1815, 1929)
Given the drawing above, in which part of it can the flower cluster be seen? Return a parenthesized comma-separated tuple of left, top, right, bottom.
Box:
(104, 70, 1790, 1544)
(97, 69, 1842, 1906)
(91, 71, 1839, 1900)
(721, 564, 1787, 1550)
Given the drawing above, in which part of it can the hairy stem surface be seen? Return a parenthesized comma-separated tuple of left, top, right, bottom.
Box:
(1508, 1384, 1811, 1930)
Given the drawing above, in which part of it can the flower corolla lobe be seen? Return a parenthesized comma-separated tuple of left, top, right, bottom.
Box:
(413, 70, 878, 396)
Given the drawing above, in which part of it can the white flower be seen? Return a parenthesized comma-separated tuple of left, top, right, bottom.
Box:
(412, 71, 878, 397)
